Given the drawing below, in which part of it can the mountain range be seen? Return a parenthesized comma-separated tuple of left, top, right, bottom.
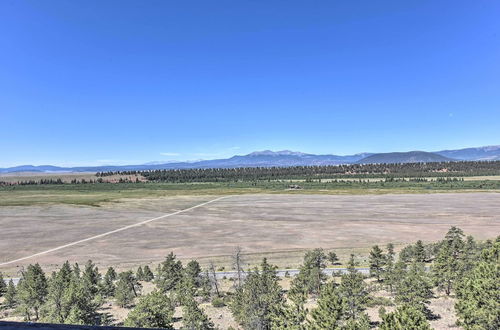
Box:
(1, 145, 499, 174)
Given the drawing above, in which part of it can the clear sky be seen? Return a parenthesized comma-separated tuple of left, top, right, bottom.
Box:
(1, 1, 499, 167)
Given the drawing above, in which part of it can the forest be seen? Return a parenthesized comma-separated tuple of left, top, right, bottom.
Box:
(99, 161, 500, 183)
(1, 227, 498, 329)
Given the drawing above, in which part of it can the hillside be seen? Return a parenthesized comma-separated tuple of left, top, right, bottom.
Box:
(356, 151, 454, 164)
(436, 145, 500, 161)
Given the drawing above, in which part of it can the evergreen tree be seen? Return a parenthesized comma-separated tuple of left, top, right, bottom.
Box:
(230, 258, 284, 330)
(0, 272, 7, 297)
(462, 235, 478, 273)
(339, 255, 369, 322)
(156, 252, 183, 292)
(199, 270, 212, 302)
(271, 283, 308, 330)
(142, 265, 154, 282)
(433, 227, 465, 295)
(124, 290, 174, 329)
(291, 248, 327, 295)
(383, 243, 396, 292)
(181, 293, 215, 330)
(395, 263, 433, 313)
(99, 268, 116, 298)
(115, 271, 140, 307)
(379, 304, 431, 330)
(115, 279, 135, 308)
(308, 282, 345, 329)
(16, 263, 48, 320)
(81, 260, 101, 296)
(185, 260, 202, 286)
(42, 266, 74, 323)
(72, 263, 81, 279)
(369, 245, 385, 282)
(175, 273, 197, 306)
(60, 278, 100, 325)
(328, 251, 339, 265)
(58, 261, 73, 284)
(398, 245, 414, 264)
(455, 242, 500, 330)
(414, 240, 426, 263)
(386, 243, 395, 264)
(385, 260, 405, 294)
(4, 279, 17, 308)
(136, 266, 144, 281)
(105, 267, 117, 281)
(343, 313, 371, 330)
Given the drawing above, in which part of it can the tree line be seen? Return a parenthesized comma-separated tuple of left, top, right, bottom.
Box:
(97, 161, 500, 183)
(1, 228, 498, 329)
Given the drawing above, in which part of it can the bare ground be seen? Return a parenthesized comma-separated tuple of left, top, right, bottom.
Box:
(1, 193, 499, 275)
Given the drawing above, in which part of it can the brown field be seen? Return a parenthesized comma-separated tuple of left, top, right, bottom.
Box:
(1, 193, 499, 276)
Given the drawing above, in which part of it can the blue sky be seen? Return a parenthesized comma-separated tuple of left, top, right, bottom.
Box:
(1, 1, 499, 167)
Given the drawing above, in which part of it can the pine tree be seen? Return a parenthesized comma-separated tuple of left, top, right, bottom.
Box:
(99, 268, 116, 298)
(414, 240, 426, 263)
(308, 282, 345, 329)
(136, 266, 144, 281)
(328, 251, 339, 265)
(185, 260, 202, 286)
(4, 279, 17, 308)
(462, 235, 477, 273)
(230, 258, 284, 330)
(339, 255, 369, 322)
(124, 290, 174, 329)
(379, 304, 431, 330)
(433, 227, 465, 295)
(271, 283, 308, 329)
(42, 266, 74, 323)
(142, 265, 154, 282)
(343, 313, 371, 330)
(181, 293, 215, 330)
(369, 245, 385, 282)
(199, 270, 212, 302)
(291, 248, 327, 295)
(115, 271, 140, 307)
(384, 243, 396, 292)
(398, 245, 414, 264)
(58, 261, 73, 284)
(395, 263, 433, 313)
(81, 260, 101, 296)
(16, 263, 48, 320)
(385, 260, 405, 294)
(72, 263, 81, 279)
(156, 252, 183, 292)
(60, 277, 99, 325)
(455, 242, 500, 330)
(0, 272, 7, 297)
(386, 243, 395, 264)
(105, 267, 117, 281)
(175, 273, 197, 306)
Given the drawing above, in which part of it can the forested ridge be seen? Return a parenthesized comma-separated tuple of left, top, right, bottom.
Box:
(1, 228, 498, 329)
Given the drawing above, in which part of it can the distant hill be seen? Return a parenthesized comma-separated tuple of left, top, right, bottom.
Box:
(1, 145, 499, 174)
(435, 145, 500, 161)
(0, 151, 372, 174)
(356, 151, 454, 164)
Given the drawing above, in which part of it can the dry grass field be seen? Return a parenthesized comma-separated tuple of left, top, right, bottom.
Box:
(1, 193, 499, 276)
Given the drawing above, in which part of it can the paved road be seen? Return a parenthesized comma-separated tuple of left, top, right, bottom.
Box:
(215, 267, 370, 279)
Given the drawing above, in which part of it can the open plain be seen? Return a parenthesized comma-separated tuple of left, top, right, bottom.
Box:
(1, 192, 499, 275)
